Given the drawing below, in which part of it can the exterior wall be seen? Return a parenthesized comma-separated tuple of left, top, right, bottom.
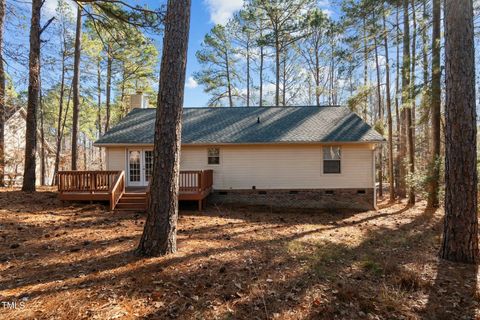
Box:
(104, 143, 376, 209)
(106, 147, 126, 171)
(180, 144, 375, 190)
(4, 110, 55, 185)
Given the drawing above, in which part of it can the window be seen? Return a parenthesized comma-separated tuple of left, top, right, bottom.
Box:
(323, 146, 341, 174)
(208, 147, 220, 165)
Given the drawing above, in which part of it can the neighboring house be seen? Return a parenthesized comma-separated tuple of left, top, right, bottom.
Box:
(95, 100, 384, 210)
(4, 107, 55, 186)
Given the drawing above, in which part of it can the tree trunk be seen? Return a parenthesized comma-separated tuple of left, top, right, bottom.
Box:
(395, 4, 401, 195)
(246, 35, 250, 107)
(407, 0, 416, 205)
(225, 50, 233, 107)
(440, 0, 478, 263)
(363, 18, 368, 122)
(259, 44, 264, 107)
(275, 33, 280, 106)
(105, 47, 112, 132)
(399, 0, 411, 200)
(83, 134, 87, 170)
(383, 8, 395, 201)
(71, 4, 82, 171)
(52, 47, 66, 186)
(97, 57, 103, 170)
(282, 52, 286, 106)
(136, 0, 191, 257)
(421, 0, 430, 157)
(39, 83, 46, 186)
(315, 45, 320, 106)
(374, 35, 383, 198)
(427, 0, 441, 208)
(22, 0, 42, 192)
(0, 0, 5, 188)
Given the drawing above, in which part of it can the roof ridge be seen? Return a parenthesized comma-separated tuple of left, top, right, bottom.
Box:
(133, 105, 346, 110)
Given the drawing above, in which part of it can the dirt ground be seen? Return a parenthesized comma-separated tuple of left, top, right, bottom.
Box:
(0, 187, 478, 320)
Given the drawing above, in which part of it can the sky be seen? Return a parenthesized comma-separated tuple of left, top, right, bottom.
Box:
(4, 0, 337, 108)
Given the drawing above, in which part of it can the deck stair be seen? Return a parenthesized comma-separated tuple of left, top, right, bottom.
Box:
(115, 192, 147, 211)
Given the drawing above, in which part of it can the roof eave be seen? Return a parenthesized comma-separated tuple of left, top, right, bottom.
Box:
(94, 140, 385, 147)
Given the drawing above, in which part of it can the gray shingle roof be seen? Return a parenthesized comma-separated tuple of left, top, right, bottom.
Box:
(94, 106, 384, 145)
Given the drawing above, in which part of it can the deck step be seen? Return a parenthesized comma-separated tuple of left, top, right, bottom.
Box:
(114, 192, 147, 211)
(118, 197, 146, 203)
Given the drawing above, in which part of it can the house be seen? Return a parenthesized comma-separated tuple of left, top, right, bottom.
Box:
(93, 97, 384, 210)
(4, 107, 55, 186)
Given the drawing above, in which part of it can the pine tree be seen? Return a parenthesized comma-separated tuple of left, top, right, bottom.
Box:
(22, 0, 42, 191)
(136, 0, 191, 256)
(440, 0, 478, 263)
(194, 24, 239, 107)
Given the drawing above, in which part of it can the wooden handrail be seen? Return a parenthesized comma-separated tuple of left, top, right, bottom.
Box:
(109, 171, 125, 211)
(57, 170, 121, 193)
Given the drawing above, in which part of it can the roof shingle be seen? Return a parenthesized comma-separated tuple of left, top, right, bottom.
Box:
(95, 106, 384, 145)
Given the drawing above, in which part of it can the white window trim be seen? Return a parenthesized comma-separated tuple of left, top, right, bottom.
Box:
(207, 147, 221, 166)
(322, 146, 342, 174)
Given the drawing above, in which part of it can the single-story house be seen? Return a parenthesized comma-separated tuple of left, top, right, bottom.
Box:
(94, 100, 384, 210)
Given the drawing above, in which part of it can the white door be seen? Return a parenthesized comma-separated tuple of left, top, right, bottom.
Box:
(143, 149, 153, 186)
(128, 149, 143, 187)
(128, 149, 153, 187)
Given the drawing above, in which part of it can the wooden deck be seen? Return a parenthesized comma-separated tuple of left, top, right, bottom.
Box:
(57, 170, 213, 211)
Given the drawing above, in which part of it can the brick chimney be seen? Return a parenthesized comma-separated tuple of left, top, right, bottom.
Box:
(129, 91, 149, 110)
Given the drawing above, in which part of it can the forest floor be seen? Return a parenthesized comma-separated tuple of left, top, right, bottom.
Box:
(0, 187, 478, 320)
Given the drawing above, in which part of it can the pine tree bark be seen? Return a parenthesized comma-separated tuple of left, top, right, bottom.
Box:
(0, 0, 5, 188)
(259, 44, 264, 106)
(440, 0, 478, 263)
(427, 0, 441, 208)
(39, 84, 46, 185)
(383, 7, 395, 201)
(136, 0, 191, 257)
(374, 35, 383, 198)
(246, 35, 250, 107)
(105, 48, 112, 131)
(22, 0, 42, 192)
(395, 5, 401, 196)
(52, 45, 66, 186)
(225, 50, 233, 107)
(275, 33, 280, 106)
(97, 57, 103, 170)
(71, 4, 82, 171)
(407, 0, 416, 205)
(399, 0, 411, 200)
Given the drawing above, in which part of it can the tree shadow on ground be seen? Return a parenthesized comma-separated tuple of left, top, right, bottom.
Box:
(2, 190, 476, 319)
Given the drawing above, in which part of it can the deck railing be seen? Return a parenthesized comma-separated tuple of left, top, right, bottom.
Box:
(57, 169, 212, 211)
(57, 171, 121, 193)
(179, 170, 213, 193)
(109, 171, 125, 210)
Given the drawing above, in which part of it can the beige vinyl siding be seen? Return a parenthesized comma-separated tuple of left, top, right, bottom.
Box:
(180, 144, 375, 190)
(106, 144, 375, 189)
(106, 147, 126, 171)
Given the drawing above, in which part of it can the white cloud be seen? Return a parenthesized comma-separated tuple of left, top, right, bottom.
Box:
(43, 0, 76, 17)
(204, 0, 244, 25)
(185, 76, 198, 89)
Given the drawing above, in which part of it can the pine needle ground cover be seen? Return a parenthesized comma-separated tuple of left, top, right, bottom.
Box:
(0, 188, 477, 319)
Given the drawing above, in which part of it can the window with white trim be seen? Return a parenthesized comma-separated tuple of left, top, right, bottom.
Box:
(208, 147, 220, 165)
(323, 146, 341, 174)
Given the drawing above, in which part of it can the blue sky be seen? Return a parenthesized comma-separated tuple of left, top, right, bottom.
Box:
(6, 0, 339, 108)
(136, 0, 247, 107)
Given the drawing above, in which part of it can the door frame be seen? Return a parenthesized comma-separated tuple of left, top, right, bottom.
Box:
(126, 148, 153, 187)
